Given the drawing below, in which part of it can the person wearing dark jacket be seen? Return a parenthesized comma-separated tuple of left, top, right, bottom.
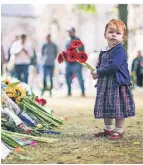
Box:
(41, 34, 58, 96)
(131, 51, 143, 87)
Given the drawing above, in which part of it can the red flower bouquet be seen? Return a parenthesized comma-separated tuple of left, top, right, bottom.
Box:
(57, 40, 95, 72)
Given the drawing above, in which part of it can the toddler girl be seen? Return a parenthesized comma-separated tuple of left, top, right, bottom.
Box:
(91, 19, 135, 140)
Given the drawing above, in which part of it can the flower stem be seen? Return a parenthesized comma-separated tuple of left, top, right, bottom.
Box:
(76, 48, 80, 53)
(76, 48, 95, 72)
(85, 63, 95, 72)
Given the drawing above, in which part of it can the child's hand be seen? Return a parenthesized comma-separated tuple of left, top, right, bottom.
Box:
(91, 71, 98, 79)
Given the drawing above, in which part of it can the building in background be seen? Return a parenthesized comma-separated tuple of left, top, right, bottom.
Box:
(1, 4, 143, 68)
(1, 4, 39, 52)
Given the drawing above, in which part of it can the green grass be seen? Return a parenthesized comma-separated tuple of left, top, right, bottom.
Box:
(2, 91, 143, 164)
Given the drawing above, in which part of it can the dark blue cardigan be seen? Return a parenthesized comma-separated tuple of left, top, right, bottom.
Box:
(96, 44, 132, 86)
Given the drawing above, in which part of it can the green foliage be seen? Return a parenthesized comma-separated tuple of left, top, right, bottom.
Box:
(77, 4, 96, 14)
(8, 82, 20, 88)
(1, 132, 22, 148)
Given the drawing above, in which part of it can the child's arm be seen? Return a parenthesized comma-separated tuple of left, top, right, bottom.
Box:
(96, 51, 102, 69)
(96, 47, 125, 78)
(90, 51, 102, 80)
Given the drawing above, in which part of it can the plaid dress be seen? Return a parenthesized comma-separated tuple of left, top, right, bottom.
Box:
(94, 51, 135, 119)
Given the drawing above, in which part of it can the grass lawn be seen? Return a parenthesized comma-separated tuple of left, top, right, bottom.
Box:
(2, 90, 143, 164)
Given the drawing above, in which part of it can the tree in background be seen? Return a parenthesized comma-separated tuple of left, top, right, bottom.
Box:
(118, 4, 128, 54)
(77, 4, 96, 14)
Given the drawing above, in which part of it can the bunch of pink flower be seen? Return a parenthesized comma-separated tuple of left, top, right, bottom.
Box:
(57, 40, 94, 72)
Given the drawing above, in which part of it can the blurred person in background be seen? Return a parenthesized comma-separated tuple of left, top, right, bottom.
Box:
(7, 36, 20, 62)
(65, 27, 85, 97)
(1, 44, 7, 75)
(6, 35, 20, 77)
(28, 47, 42, 95)
(131, 50, 143, 87)
(10, 34, 34, 83)
(41, 34, 58, 97)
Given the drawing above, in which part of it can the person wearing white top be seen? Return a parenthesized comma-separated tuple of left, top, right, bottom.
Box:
(10, 34, 33, 83)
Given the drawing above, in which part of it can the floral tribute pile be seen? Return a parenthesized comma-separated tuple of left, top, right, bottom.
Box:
(1, 78, 64, 159)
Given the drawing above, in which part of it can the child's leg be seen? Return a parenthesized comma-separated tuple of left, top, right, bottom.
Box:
(104, 118, 114, 131)
(94, 118, 114, 137)
(109, 119, 125, 139)
(115, 118, 125, 133)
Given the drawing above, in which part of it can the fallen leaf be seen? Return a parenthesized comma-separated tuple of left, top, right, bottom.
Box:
(133, 141, 140, 145)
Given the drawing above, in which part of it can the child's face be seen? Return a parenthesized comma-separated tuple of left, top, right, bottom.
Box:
(105, 24, 124, 47)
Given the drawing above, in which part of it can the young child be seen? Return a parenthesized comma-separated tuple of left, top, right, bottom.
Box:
(91, 19, 135, 140)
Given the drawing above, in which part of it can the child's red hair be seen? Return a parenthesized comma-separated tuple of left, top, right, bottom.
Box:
(105, 19, 127, 43)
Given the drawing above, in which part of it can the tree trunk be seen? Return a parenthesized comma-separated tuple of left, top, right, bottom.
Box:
(118, 4, 128, 55)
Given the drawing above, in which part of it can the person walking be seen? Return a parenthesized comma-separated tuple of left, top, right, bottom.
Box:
(41, 34, 58, 96)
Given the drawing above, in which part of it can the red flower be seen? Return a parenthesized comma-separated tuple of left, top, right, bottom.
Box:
(66, 49, 78, 62)
(70, 40, 83, 49)
(38, 99, 47, 106)
(35, 97, 47, 106)
(77, 51, 88, 63)
(67, 47, 75, 52)
(35, 97, 40, 102)
(57, 53, 64, 64)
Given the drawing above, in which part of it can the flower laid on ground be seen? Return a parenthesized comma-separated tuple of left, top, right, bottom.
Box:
(19, 96, 64, 128)
(2, 79, 11, 85)
(4, 85, 26, 103)
(18, 123, 31, 134)
(1, 79, 64, 159)
(1, 131, 22, 148)
(57, 40, 95, 72)
(35, 97, 47, 106)
(2, 78, 20, 88)
(36, 124, 42, 129)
